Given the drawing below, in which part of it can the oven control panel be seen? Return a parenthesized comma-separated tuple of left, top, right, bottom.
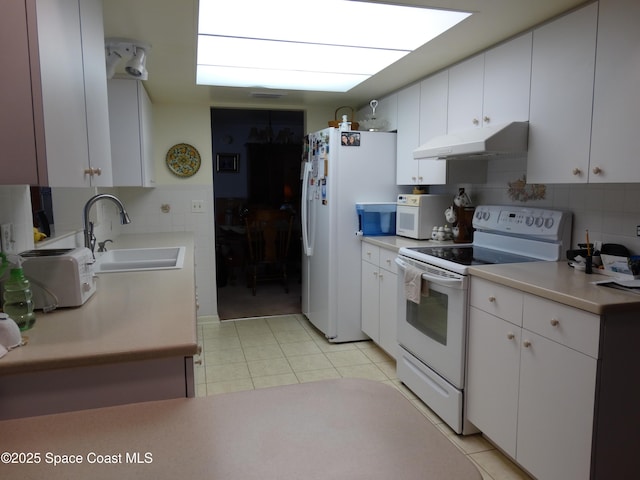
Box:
(473, 205, 571, 240)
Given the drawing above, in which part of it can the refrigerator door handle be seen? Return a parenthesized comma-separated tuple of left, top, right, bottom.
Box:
(301, 161, 313, 256)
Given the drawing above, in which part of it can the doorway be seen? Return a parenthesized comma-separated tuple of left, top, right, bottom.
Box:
(211, 108, 304, 320)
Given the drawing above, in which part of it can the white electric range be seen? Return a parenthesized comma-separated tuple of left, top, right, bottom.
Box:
(395, 205, 573, 434)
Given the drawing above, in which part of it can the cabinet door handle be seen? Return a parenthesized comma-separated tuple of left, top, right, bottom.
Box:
(483, 116, 490, 124)
(523, 340, 532, 348)
(507, 332, 515, 340)
(418, 176, 423, 182)
(379, 273, 384, 280)
(373, 271, 378, 278)
(550, 318, 559, 327)
(83, 167, 102, 176)
(572, 168, 581, 176)
(472, 118, 480, 126)
(592, 166, 602, 175)
(488, 296, 496, 303)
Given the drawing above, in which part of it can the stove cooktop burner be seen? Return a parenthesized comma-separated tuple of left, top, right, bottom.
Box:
(407, 245, 540, 266)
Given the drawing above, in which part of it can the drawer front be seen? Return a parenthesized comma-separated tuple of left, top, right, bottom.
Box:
(379, 247, 398, 273)
(361, 243, 380, 264)
(523, 294, 600, 358)
(470, 277, 523, 326)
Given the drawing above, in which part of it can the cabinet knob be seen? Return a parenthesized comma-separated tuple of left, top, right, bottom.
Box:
(386, 259, 391, 265)
(550, 318, 559, 327)
(523, 340, 532, 348)
(572, 168, 581, 176)
(411, 176, 417, 181)
(483, 116, 490, 124)
(418, 176, 423, 182)
(507, 332, 515, 340)
(472, 118, 480, 126)
(592, 166, 602, 175)
(194, 359, 203, 366)
(83, 167, 102, 177)
(488, 296, 496, 303)
(379, 273, 384, 280)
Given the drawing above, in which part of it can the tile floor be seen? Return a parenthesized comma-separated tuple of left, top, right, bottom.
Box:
(195, 314, 533, 480)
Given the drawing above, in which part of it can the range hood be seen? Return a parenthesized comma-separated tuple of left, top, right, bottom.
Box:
(413, 121, 529, 160)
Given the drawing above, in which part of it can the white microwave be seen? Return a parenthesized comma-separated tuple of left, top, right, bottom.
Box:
(396, 194, 451, 239)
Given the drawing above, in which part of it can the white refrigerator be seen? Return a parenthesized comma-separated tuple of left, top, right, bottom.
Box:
(301, 128, 398, 342)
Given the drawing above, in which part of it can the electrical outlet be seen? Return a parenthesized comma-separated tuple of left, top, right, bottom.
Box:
(191, 200, 205, 213)
(1, 223, 13, 253)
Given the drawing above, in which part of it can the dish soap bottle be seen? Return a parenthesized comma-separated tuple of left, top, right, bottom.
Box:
(2, 266, 36, 331)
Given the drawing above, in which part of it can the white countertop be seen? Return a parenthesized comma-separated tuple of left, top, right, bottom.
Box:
(0, 232, 198, 375)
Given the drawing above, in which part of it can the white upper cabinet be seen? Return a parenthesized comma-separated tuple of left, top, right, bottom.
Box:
(108, 79, 155, 187)
(396, 83, 421, 184)
(447, 54, 484, 133)
(482, 32, 532, 126)
(526, 3, 598, 184)
(36, 0, 113, 187)
(448, 32, 532, 134)
(589, 0, 640, 183)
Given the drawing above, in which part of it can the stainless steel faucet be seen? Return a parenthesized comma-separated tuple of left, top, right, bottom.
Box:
(83, 194, 131, 256)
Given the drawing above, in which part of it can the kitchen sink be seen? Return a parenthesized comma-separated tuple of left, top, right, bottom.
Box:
(93, 246, 185, 273)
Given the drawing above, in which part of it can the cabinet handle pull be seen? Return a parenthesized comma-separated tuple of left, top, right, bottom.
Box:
(373, 271, 378, 278)
(83, 167, 102, 177)
(488, 296, 496, 302)
(550, 318, 559, 327)
(194, 359, 202, 365)
(379, 274, 384, 280)
(592, 166, 602, 175)
(418, 176, 423, 182)
(572, 168, 581, 176)
(523, 340, 532, 348)
(507, 332, 515, 340)
(472, 118, 479, 126)
(483, 116, 490, 123)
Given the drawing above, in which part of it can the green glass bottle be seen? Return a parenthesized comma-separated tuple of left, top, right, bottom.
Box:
(2, 268, 36, 331)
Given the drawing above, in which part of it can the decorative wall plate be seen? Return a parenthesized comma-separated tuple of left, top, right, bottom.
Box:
(166, 143, 201, 177)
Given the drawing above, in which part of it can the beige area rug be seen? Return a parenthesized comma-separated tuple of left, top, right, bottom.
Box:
(2, 379, 482, 480)
(217, 280, 301, 320)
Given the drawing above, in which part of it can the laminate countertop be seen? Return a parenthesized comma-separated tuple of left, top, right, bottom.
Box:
(468, 261, 640, 315)
(0, 232, 198, 376)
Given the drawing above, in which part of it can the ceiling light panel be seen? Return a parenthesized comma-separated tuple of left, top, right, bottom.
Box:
(197, 0, 471, 92)
(197, 66, 370, 92)
(197, 36, 408, 75)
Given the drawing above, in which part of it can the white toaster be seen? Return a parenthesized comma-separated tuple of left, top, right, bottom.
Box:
(20, 247, 97, 310)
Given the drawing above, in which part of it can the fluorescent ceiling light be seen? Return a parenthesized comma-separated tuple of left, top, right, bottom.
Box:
(197, 0, 471, 92)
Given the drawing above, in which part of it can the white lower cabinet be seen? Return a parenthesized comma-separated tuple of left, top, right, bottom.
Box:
(361, 243, 398, 359)
(467, 277, 598, 480)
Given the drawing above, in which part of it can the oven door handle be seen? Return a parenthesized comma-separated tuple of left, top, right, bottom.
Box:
(395, 257, 464, 286)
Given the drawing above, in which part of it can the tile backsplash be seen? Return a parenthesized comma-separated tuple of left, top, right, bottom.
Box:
(0, 185, 217, 318)
(0, 185, 35, 254)
(2, 167, 639, 318)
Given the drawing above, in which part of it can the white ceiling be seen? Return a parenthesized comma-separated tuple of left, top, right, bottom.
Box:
(102, 0, 590, 109)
